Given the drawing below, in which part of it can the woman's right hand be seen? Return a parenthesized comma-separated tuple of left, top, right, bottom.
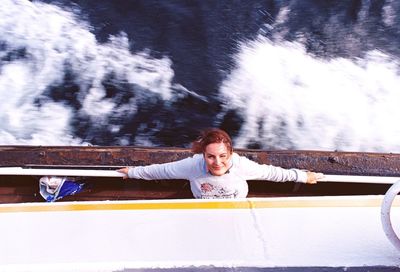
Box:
(117, 167, 130, 179)
(306, 171, 325, 184)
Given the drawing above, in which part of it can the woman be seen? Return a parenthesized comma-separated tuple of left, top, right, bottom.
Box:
(118, 128, 324, 199)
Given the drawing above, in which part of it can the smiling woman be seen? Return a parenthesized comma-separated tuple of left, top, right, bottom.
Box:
(203, 142, 231, 176)
(192, 128, 233, 176)
(118, 128, 324, 199)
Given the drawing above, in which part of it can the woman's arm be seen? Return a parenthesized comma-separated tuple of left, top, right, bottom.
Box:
(117, 155, 200, 180)
(237, 155, 323, 183)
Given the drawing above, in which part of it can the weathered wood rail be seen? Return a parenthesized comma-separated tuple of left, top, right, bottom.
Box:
(1, 145, 400, 176)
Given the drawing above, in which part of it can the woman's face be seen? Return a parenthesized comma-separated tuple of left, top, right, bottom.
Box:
(204, 142, 232, 176)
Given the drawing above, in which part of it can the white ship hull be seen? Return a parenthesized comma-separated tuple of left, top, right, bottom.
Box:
(1, 196, 399, 271)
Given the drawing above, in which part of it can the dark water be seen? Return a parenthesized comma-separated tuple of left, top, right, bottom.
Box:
(1, 0, 400, 151)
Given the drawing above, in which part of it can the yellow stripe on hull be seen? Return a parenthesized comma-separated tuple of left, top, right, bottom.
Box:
(0, 195, 398, 213)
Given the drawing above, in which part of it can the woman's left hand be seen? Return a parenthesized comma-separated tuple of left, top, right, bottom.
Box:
(306, 172, 325, 184)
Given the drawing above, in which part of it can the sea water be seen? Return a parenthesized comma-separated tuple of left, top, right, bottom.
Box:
(1, 0, 400, 152)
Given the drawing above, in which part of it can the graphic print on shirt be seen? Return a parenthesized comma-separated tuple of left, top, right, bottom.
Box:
(200, 182, 238, 199)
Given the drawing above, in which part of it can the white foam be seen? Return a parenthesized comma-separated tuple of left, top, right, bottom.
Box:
(383, 0, 397, 27)
(0, 0, 178, 145)
(220, 36, 400, 152)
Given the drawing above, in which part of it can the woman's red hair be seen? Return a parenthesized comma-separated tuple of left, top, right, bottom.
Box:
(191, 128, 233, 154)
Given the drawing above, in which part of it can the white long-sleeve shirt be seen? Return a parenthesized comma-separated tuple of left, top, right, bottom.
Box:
(128, 153, 308, 199)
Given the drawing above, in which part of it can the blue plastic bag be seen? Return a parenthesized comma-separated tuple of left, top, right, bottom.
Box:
(39, 176, 84, 202)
